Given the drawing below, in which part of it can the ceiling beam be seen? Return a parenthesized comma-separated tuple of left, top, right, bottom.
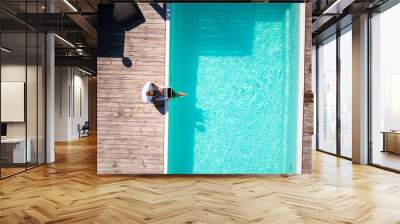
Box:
(322, 0, 356, 14)
(55, 55, 96, 70)
(52, 0, 97, 46)
(67, 13, 97, 40)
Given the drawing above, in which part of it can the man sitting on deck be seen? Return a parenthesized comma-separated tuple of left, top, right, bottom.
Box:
(141, 81, 187, 103)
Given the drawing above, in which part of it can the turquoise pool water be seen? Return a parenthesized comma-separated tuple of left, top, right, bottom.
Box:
(168, 3, 301, 174)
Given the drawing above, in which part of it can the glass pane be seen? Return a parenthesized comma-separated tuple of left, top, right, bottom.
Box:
(27, 31, 38, 169)
(26, 0, 38, 169)
(340, 29, 352, 158)
(1, 30, 27, 177)
(317, 37, 337, 154)
(312, 45, 317, 151)
(38, 32, 45, 165)
(371, 4, 400, 171)
(0, 1, 46, 178)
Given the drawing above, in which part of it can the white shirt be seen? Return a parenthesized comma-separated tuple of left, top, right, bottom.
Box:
(141, 81, 154, 103)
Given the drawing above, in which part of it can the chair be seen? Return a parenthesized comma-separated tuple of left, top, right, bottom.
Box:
(79, 121, 90, 138)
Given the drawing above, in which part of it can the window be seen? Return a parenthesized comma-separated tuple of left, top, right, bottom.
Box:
(317, 35, 337, 154)
(339, 27, 352, 158)
(370, 3, 400, 171)
(316, 26, 353, 159)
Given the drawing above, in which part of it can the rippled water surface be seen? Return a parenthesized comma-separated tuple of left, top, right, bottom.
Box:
(168, 3, 300, 174)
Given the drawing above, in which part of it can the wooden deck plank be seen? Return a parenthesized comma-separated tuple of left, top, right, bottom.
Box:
(97, 3, 166, 174)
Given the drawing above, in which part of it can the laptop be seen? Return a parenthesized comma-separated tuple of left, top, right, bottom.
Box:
(164, 88, 173, 100)
(1, 123, 7, 140)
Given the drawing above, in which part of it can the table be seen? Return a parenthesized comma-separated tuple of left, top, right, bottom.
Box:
(381, 131, 400, 154)
(1, 138, 31, 163)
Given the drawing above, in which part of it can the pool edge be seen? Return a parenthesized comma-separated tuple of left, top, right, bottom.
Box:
(163, 4, 171, 174)
(296, 4, 306, 174)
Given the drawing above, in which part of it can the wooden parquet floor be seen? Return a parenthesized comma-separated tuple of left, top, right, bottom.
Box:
(1, 135, 400, 224)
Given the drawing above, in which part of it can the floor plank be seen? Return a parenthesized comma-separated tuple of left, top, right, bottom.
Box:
(1, 135, 400, 223)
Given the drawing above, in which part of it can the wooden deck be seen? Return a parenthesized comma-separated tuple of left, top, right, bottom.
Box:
(97, 4, 166, 174)
(1, 135, 400, 223)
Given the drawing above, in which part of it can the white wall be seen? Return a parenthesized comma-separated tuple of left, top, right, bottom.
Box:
(55, 66, 69, 141)
(55, 67, 89, 141)
(71, 72, 89, 138)
(1, 65, 27, 141)
(1, 63, 46, 164)
(1, 65, 39, 137)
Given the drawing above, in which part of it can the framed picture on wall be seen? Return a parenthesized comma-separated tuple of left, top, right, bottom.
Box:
(1, 81, 25, 122)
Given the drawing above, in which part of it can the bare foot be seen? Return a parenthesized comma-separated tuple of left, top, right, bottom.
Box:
(178, 92, 187, 97)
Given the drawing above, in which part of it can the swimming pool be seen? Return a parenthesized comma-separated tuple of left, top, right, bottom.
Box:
(167, 3, 304, 174)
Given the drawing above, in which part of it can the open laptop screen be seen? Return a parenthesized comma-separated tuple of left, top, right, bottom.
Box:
(1, 123, 7, 137)
(164, 88, 173, 99)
